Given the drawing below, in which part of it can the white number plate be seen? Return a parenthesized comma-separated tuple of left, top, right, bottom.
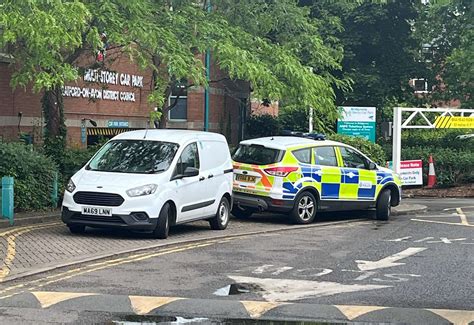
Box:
(82, 207, 112, 216)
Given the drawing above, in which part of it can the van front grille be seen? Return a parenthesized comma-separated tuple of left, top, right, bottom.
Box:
(73, 192, 124, 207)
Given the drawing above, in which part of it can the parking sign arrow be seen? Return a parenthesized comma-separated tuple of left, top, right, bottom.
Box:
(356, 247, 427, 271)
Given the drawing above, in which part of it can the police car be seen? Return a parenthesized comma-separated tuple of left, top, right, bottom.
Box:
(232, 134, 401, 223)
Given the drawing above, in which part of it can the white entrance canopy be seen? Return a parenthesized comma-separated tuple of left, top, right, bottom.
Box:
(392, 107, 474, 173)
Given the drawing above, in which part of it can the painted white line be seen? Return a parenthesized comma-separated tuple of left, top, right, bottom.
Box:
(456, 208, 469, 225)
(228, 275, 390, 302)
(356, 247, 427, 271)
(443, 206, 474, 211)
(411, 219, 474, 227)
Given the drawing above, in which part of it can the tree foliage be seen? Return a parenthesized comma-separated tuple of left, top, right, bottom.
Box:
(0, 0, 345, 128)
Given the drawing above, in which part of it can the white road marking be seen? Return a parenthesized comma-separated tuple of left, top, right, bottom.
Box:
(228, 276, 390, 302)
(271, 267, 294, 275)
(443, 206, 474, 211)
(413, 237, 434, 242)
(295, 268, 333, 277)
(356, 247, 427, 271)
(385, 236, 412, 242)
(411, 218, 474, 227)
(456, 208, 469, 225)
(427, 237, 466, 244)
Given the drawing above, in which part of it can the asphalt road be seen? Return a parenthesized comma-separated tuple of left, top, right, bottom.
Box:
(0, 198, 472, 324)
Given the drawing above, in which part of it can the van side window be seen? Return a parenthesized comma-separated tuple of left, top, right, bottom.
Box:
(176, 142, 200, 175)
(292, 148, 311, 164)
(313, 147, 338, 167)
(339, 147, 368, 169)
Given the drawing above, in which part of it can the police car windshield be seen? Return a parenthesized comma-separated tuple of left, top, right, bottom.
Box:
(87, 140, 179, 174)
(233, 144, 283, 165)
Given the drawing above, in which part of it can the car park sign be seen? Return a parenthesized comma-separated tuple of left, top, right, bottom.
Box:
(399, 160, 423, 186)
(337, 106, 376, 143)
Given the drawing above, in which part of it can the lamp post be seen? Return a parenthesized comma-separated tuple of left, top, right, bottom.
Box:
(204, 0, 211, 131)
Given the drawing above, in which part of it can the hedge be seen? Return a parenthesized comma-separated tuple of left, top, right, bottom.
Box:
(402, 146, 473, 186)
(0, 143, 59, 211)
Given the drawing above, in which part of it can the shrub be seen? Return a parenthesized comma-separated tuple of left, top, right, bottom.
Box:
(245, 114, 282, 139)
(0, 143, 59, 211)
(402, 146, 473, 186)
(328, 134, 386, 165)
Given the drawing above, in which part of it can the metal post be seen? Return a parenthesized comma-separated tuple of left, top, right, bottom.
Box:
(51, 172, 58, 208)
(392, 107, 402, 174)
(204, 0, 212, 131)
(309, 107, 314, 133)
(1, 176, 14, 225)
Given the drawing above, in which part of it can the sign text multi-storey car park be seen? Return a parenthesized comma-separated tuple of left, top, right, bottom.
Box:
(62, 69, 144, 102)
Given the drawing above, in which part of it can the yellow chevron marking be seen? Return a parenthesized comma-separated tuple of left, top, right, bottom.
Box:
(32, 291, 97, 308)
(241, 300, 284, 318)
(335, 305, 387, 320)
(428, 308, 474, 325)
(129, 296, 183, 315)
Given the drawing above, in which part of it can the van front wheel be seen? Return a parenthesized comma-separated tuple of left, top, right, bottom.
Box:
(153, 203, 171, 239)
(210, 197, 230, 230)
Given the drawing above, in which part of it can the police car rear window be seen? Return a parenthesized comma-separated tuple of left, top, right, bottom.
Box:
(233, 144, 284, 165)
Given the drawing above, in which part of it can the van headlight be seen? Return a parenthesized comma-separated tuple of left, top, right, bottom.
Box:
(66, 179, 76, 193)
(126, 184, 158, 197)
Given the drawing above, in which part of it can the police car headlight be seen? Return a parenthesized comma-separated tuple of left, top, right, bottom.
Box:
(66, 179, 76, 193)
(126, 184, 158, 197)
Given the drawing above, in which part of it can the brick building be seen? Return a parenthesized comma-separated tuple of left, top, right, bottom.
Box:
(0, 49, 250, 147)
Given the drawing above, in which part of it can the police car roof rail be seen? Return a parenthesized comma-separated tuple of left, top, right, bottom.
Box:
(281, 130, 326, 141)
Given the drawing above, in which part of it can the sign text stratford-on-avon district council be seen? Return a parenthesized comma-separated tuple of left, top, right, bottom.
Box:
(62, 69, 144, 102)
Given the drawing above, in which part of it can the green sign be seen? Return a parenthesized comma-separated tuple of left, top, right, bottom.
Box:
(337, 106, 376, 143)
(337, 121, 376, 142)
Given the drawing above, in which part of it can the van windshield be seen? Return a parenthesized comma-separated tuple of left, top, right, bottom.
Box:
(87, 140, 179, 174)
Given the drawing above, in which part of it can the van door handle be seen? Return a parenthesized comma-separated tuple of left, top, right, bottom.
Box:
(208, 174, 214, 179)
(199, 176, 205, 181)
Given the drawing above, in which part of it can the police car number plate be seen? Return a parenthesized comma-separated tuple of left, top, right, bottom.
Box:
(236, 174, 256, 183)
(82, 207, 112, 216)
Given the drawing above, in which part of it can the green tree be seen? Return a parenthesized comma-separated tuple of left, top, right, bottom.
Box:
(1, 0, 346, 150)
(417, 0, 473, 107)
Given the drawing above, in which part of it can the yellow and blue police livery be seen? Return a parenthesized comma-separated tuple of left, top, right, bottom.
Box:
(232, 135, 401, 224)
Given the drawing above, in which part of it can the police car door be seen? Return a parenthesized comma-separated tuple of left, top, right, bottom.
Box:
(338, 147, 377, 201)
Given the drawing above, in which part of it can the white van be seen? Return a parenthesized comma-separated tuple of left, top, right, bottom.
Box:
(62, 130, 233, 239)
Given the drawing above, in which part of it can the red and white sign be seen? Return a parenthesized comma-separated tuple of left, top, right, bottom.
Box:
(400, 160, 423, 186)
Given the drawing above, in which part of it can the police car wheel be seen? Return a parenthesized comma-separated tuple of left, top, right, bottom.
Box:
(153, 202, 171, 239)
(292, 191, 317, 224)
(231, 207, 255, 219)
(210, 197, 230, 230)
(376, 189, 391, 221)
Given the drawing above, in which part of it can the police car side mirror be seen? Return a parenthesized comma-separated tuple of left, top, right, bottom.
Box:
(368, 162, 377, 170)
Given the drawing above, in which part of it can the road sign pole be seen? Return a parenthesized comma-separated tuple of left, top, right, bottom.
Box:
(392, 107, 402, 174)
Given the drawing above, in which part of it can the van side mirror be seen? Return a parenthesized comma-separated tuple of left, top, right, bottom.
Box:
(183, 167, 199, 177)
(368, 162, 377, 170)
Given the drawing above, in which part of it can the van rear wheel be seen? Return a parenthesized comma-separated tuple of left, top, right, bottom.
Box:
(153, 203, 171, 239)
(210, 197, 230, 230)
(291, 191, 317, 224)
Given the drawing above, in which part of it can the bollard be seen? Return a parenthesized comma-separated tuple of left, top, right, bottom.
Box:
(51, 172, 58, 208)
(1, 176, 14, 225)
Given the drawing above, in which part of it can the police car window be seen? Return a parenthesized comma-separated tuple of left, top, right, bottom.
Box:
(175, 142, 200, 175)
(314, 147, 338, 167)
(293, 148, 311, 164)
(233, 145, 283, 165)
(339, 147, 368, 169)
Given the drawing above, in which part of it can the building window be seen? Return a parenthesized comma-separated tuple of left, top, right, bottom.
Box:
(168, 82, 187, 121)
(410, 78, 429, 94)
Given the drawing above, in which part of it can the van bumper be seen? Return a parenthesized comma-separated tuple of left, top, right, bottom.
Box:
(61, 207, 158, 231)
(233, 192, 293, 213)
